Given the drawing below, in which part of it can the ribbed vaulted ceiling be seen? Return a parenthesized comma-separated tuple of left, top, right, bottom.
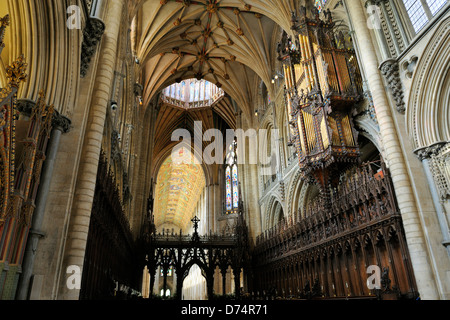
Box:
(130, 0, 303, 231)
(131, 0, 300, 119)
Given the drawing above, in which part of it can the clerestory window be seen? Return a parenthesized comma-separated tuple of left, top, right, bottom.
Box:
(401, 0, 448, 33)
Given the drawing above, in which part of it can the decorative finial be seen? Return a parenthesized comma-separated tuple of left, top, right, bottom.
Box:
(191, 216, 200, 234)
(6, 55, 28, 88)
(0, 14, 10, 28)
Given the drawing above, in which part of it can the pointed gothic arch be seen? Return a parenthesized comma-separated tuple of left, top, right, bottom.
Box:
(407, 15, 450, 150)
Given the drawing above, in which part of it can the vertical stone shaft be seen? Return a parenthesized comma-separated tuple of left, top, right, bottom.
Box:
(17, 123, 66, 300)
(58, 0, 124, 300)
(345, 0, 438, 299)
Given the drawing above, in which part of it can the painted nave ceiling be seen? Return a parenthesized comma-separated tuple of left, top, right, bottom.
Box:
(0, 0, 449, 302)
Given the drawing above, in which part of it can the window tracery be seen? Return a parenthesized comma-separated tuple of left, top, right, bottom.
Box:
(401, 0, 448, 33)
(225, 139, 239, 213)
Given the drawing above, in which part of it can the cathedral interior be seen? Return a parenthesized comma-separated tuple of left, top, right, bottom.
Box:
(0, 0, 449, 302)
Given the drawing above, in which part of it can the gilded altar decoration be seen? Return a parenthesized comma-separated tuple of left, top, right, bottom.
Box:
(0, 17, 28, 225)
(0, 15, 56, 302)
(6, 55, 28, 88)
(0, 14, 10, 51)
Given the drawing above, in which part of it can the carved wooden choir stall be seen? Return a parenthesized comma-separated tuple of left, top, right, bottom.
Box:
(80, 151, 140, 300)
(252, 7, 418, 300)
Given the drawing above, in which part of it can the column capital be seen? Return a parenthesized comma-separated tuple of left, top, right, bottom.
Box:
(414, 142, 447, 161)
(52, 111, 72, 133)
(364, 0, 389, 8)
(17, 99, 72, 133)
(16, 99, 36, 116)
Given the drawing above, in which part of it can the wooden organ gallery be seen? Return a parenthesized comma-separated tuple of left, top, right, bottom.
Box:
(252, 7, 418, 300)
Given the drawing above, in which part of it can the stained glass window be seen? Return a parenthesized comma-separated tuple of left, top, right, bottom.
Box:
(315, 0, 322, 12)
(226, 166, 232, 211)
(232, 165, 238, 209)
(314, 0, 323, 12)
(225, 139, 239, 213)
(160, 266, 173, 277)
(314, 0, 327, 12)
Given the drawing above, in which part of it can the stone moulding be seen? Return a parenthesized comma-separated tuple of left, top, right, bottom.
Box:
(81, 17, 106, 78)
(17, 99, 72, 133)
(380, 58, 405, 113)
(415, 141, 450, 200)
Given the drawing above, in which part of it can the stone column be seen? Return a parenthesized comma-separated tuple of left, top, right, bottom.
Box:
(162, 267, 168, 298)
(247, 163, 262, 240)
(222, 269, 227, 296)
(58, 0, 124, 300)
(153, 266, 160, 297)
(345, 0, 439, 299)
(208, 184, 214, 233)
(233, 268, 241, 299)
(206, 269, 214, 300)
(214, 183, 221, 233)
(175, 271, 183, 300)
(415, 143, 450, 255)
(16, 113, 71, 300)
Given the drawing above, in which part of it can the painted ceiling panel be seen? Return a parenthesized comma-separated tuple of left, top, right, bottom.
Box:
(154, 152, 206, 231)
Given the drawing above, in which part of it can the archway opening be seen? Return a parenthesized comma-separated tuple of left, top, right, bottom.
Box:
(182, 264, 207, 301)
(275, 202, 285, 225)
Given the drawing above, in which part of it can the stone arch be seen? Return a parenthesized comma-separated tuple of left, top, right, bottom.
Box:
(265, 196, 285, 230)
(180, 260, 210, 300)
(158, 280, 174, 298)
(354, 114, 383, 156)
(407, 15, 450, 150)
(181, 259, 209, 283)
(152, 142, 213, 188)
(259, 118, 277, 184)
(286, 168, 304, 218)
(300, 182, 320, 219)
(1, 0, 81, 118)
